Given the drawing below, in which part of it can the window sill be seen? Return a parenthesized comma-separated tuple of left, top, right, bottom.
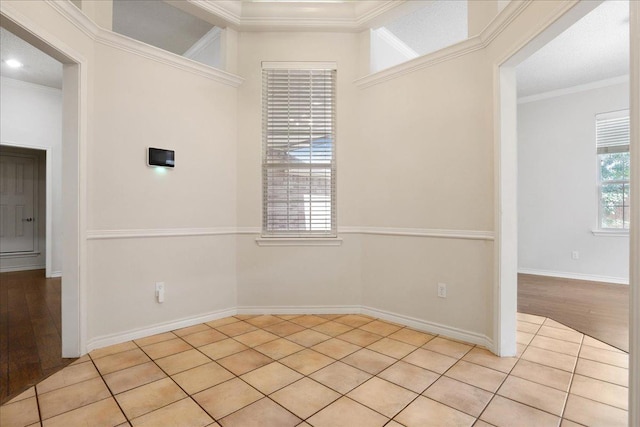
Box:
(255, 237, 343, 247)
(591, 229, 629, 237)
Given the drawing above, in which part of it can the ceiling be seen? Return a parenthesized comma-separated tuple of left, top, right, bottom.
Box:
(516, 0, 629, 97)
(0, 0, 631, 97)
(0, 26, 62, 89)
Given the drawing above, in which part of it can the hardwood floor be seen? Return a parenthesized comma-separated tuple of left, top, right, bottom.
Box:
(518, 273, 629, 352)
(0, 270, 75, 404)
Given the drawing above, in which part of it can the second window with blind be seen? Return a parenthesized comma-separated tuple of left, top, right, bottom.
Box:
(262, 62, 337, 237)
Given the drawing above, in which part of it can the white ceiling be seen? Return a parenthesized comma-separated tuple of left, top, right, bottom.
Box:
(0, 26, 63, 89)
(516, 0, 629, 97)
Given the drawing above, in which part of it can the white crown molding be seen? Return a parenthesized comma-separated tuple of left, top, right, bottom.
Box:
(0, 76, 63, 94)
(518, 268, 629, 285)
(518, 75, 630, 104)
(44, 0, 243, 88)
(373, 27, 418, 60)
(87, 226, 494, 241)
(183, 26, 222, 59)
(355, 0, 532, 89)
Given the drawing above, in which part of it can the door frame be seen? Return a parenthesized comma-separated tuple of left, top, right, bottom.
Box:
(1, 142, 51, 276)
(1, 5, 88, 358)
(495, 0, 639, 424)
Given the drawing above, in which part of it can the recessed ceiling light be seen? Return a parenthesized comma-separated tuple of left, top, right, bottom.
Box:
(5, 59, 23, 68)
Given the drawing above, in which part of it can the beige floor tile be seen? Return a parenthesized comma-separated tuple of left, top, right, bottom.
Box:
(275, 314, 301, 320)
(316, 314, 344, 320)
(337, 329, 383, 347)
(347, 377, 417, 418)
(366, 337, 417, 359)
(473, 421, 497, 427)
(289, 315, 330, 328)
(93, 348, 151, 375)
(311, 321, 353, 337)
(233, 330, 280, 347)
(234, 315, 257, 320)
(462, 348, 517, 373)
(423, 337, 473, 359)
(270, 378, 341, 419)
(141, 338, 193, 360)
(286, 329, 332, 347)
(312, 338, 361, 359)
(385, 421, 405, 427)
(134, 332, 177, 347)
(263, 321, 306, 337)
(219, 397, 301, 427)
(517, 321, 541, 334)
(395, 396, 475, 427)
(388, 328, 436, 346)
(115, 377, 186, 419)
(0, 396, 40, 427)
(240, 362, 303, 394)
(309, 361, 373, 394)
(529, 335, 581, 357)
(359, 320, 403, 336)
(543, 318, 573, 331)
(497, 375, 567, 416)
(521, 346, 576, 372)
(70, 354, 91, 365)
(89, 341, 138, 360)
(579, 346, 629, 369)
(582, 335, 625, 353)
(280, 349, 335, 375)
(171, 361, 234, 395)
(510, 359, 572, 391)
(193, 377, 263, 419)
(342, 348, 396, 375)
(41, 398, 126, 427)
(245, 315, 285, 328)
(254, 338, 305, 360)
(215, 321, 258, 337)
(570, 374, 628, 410)
(217, 349, 273, 375)
(307, 396, 389, 427)
(131, 398, 213, 427)
(575, 358, 628, 387)
(480, 395, 560, 427)
(536, 326, 583, 344)
(334, 314, 373, 328)
(445, 360, 507, 393)
(560, 420, 585, 427)
(516, 313, 545, 324)
(173, 324, 211, 337)
(6, 386, 35, 403)
(402, 348, 457, 374)
(205, 317, 240, 328)
(155, 348, 211, 375)
(424, 376, 492, 417)
(199, 338, 248, 360)
(36, 361, 99, 394)
(39, 377, 111, 420)
(378, 360, 439, 393)
(563, 394, 628, 427)
(182, 329, 227, 347)
(103, 361, 167, 394)
(516, 331, 534, 346)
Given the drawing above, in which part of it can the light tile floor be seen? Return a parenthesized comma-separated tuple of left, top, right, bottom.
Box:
(0, 312, 629, 427)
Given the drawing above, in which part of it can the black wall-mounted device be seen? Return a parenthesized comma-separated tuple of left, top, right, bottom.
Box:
(147, 147, 175, 168)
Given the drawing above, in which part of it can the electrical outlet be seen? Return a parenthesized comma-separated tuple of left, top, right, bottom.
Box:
(437, 283, 447, 298)
(572, 251, 579, 260)
(155, 282, 165, 303)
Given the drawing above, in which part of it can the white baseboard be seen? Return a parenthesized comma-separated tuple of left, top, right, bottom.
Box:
(518, 268, 629, 285)
(49, 271, 62, 278)
(361, 306, 494, 350)
(236, 305, 361, 315)
(86, 307, 237, 352)
(0, 264, 45, 273)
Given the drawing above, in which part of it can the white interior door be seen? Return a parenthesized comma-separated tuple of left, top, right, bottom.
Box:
(0, 154, 36, 253)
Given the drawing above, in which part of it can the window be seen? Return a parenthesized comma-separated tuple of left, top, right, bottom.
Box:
(596, 110, 630, 230)
(262, 62, 337, 237)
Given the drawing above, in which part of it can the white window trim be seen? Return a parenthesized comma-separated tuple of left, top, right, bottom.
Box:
(261, 61, 338, 241)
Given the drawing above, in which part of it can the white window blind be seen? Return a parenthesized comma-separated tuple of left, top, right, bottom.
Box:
(262, 64, 337, 237)
(596, 110, 630, 154)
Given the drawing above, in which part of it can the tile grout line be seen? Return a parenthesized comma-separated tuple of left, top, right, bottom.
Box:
(559, 332, 584, 423)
